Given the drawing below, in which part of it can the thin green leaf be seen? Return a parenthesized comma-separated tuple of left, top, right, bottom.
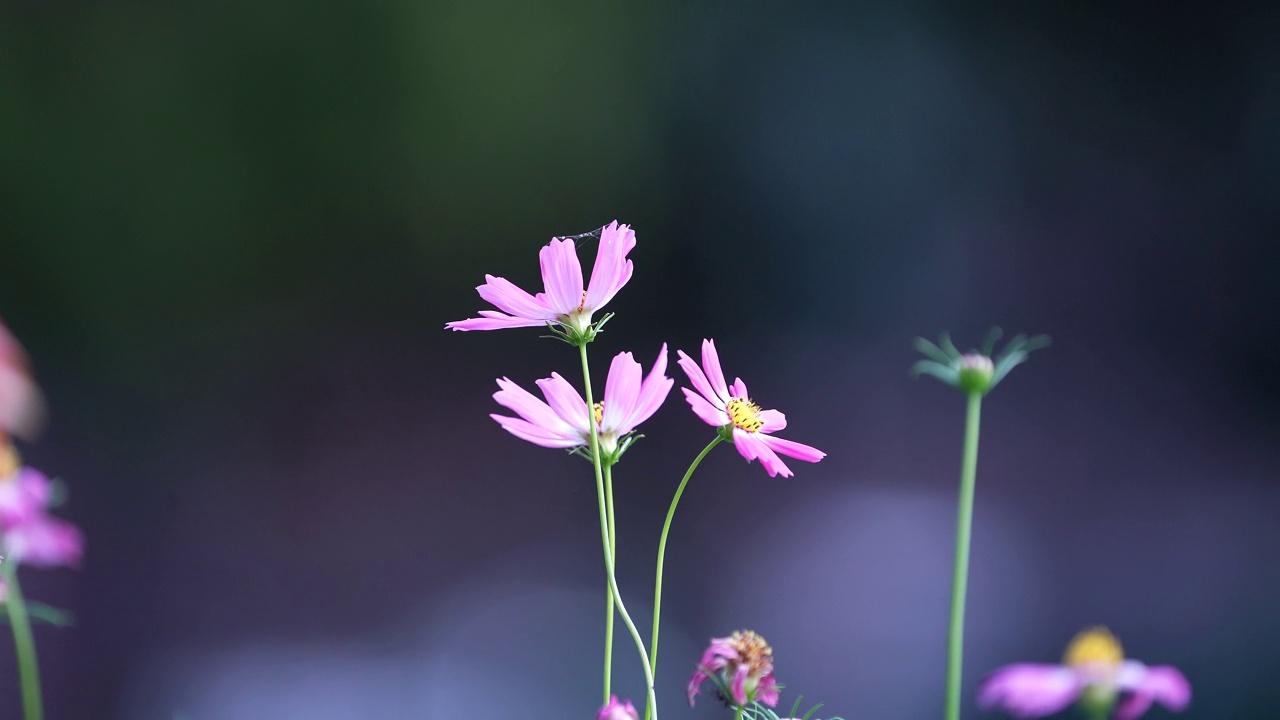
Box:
(938, 332, 961, 359)
(801, 702, 824, 720)
(911, 360, 959, 386)
(913, 337, 953, 365)
(981, 326, 1004, 356)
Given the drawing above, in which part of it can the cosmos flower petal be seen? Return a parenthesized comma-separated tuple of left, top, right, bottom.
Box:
(755, 671, 780, 708)
(603, 351, 643, 434)
(627, 344, 674, 430)
(733, 428, 794, 477)
(757, 433, 826, 464)
(445, 313, 547, 331)
(730, 377, 749, 400)
(585, 221, 636, 310)
(683, 387, 730, 427)
(687, 668, 708, 707)
(757, 408, 786, 433)
(490, 415, 583, 448)
(535, 373, 590, 434)
(5, 512, 83, 568)
(476, 275, 556, 320)
(0, 323, 44, 439)
(597, 695, 639, 720)
(1115, 664, 1191, 720)
(539, 238, 585, 315)
(493, 378, 578, 438)
(730, 663, 750, 705)
(977, 664, 1081, 719)
(677, 350, 722, 411)
(700, 338, 731, 402)
(0, 468, 52, 529)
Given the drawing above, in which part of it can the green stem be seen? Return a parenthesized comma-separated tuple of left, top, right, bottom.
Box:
(647, 434, 722, 719)
(3, 561, 44, 720)
(945, 392, 982, 720)
(734, 706, 744, 720)
(603, 462, 618, 705)
(579, 342, 657, 719)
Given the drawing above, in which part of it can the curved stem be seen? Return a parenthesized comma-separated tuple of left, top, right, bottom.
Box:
(579, 342, 657, 718)
(3, 561, 44, 720)
(944, 392, 982, 720)
(603, 462, 618, 705)
(647, 436, 722, 699)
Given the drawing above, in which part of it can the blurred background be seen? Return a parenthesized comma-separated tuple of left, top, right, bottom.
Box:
(1, 1, 1277, 718)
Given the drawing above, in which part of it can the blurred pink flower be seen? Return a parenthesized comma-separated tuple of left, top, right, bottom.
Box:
(978, 627, 1190, 720)
(446, 221, 636, 333)
(597, 695, 638, 720)
(0, 320, 44, 440)
(490, 344, 672, 458)
(688, 630, 780, 709)
(677, 339, 825, 478)
(0, 466, 82, 569)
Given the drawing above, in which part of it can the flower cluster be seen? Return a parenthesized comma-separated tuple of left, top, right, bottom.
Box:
(449, 222, 1191, 720)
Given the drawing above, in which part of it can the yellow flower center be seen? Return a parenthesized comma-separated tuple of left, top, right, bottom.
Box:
(592, 402, 604, 426)
(1064, 627, 1124, 667)
(0, 442, 18, 479)
(726, 398, 764, 432)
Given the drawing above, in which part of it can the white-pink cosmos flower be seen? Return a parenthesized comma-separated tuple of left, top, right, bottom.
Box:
(677, 339, 825, 478)
(978, 627, 1191, 720)
(490, 344, 673, 459)
(446, 221, 636, 334)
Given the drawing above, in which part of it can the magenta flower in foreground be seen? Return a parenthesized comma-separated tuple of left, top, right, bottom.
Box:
(688, 630, 780, 708)
(490, 344, 673, 460)
(677, 339, 825, 478)
(0, 464, 83, 569)
(597, 695, 639, 720)
(979, 627, 1191, 720)
(446, 221, 636, 335)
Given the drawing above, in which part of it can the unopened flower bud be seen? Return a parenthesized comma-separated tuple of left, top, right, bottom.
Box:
(957, 353, 995, 394)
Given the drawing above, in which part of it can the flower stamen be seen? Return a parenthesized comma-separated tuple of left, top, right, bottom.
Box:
(726, 398, 764, 432)
(593, 402, 605, 426)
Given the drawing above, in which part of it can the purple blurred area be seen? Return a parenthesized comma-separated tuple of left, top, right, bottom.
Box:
(1, 2, 1277, 718)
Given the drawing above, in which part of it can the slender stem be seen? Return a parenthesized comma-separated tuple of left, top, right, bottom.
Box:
(3, 561, 44, 720)
(734, 706, 744, 720)
(603, 462, 618, 705)
(578, 341, 616, 704)
(579, 342, 657, 718)
(648, 437, 722, 689)
(945, 392, 983, 720)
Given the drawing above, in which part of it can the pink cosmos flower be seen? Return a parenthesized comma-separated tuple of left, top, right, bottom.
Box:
(0, 320, 44, 440)
(597, 695, 639, 720)
(490, 344, 673, 458)
(446, 221, 636, 334)
(978, 627, 1191, 720)
(677, 339, 825, 478)
(688, 630, 780, 709)
(0, 466, 82, 569)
